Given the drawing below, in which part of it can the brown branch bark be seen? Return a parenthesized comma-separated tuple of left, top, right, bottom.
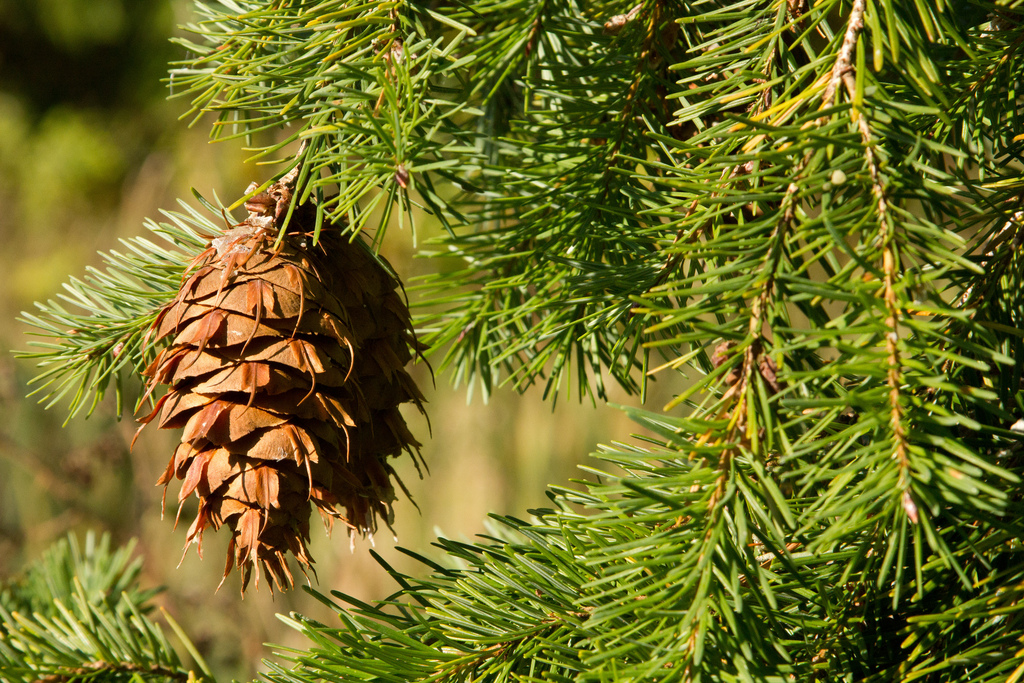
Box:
(34, 661, 193, 683)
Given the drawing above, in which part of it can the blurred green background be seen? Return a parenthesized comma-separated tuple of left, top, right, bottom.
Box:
(0, 1, 673, 678)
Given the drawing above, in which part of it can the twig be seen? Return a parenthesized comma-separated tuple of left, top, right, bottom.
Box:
(821, 0, 865, 110)
(825, 0, 912, 512)
(604, 4, 641, 35)
(243, 139, 311, 228)
(33, 661, 194, 682)
(279, 138, 310, 192)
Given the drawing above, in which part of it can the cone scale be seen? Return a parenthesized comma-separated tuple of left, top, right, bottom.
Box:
(137, 181, 426, 592)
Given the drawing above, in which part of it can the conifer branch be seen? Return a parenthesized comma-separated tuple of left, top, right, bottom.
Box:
(17, 202, 219, 419)
(33, 661, 193, 682)
(0, 533, 213, 682)
(13, 2, 1024, 680)
(831, 0, 914, 518)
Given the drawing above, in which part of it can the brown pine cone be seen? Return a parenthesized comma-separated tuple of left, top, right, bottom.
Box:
(136, 183, 427, 592)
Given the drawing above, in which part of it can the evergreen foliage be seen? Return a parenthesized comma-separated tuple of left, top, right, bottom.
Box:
(12, 0, 1024, 680)
(0, 532, 212, 681)
(18, 200, 216, 421)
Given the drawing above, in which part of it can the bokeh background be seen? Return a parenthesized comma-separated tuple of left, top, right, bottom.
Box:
(0, 1, 679, 678)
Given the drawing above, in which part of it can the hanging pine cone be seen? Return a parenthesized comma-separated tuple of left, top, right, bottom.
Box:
(135, 180, 427, 592)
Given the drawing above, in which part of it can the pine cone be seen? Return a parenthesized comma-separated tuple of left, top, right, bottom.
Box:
(136, 182, 427, 592)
